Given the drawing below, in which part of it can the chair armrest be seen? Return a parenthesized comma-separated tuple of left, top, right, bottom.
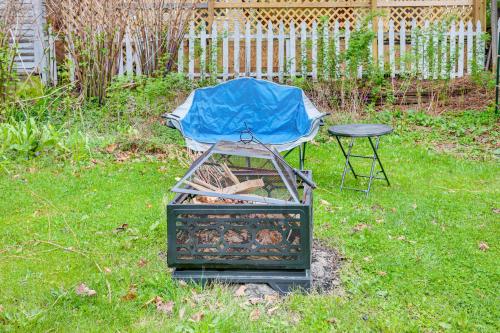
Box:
(319, 113, 331, 126)
(162, 113, 180, 129)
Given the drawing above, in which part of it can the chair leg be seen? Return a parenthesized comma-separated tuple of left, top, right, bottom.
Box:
(299, 143, 307, 170)
(340, 137, 355, 191)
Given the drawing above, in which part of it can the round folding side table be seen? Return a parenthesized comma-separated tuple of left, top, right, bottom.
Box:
(328, 124, 393, 196)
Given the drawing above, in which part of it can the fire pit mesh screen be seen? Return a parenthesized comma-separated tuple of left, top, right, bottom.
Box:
(172, 141, 306, 204)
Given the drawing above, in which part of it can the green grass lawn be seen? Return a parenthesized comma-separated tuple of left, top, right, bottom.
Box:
(0, 110, 499, 332)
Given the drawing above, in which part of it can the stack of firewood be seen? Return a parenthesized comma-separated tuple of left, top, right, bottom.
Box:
(186, 162, 267, 204)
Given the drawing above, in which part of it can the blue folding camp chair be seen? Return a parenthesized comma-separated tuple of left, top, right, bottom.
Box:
(163, 78, 326, 169)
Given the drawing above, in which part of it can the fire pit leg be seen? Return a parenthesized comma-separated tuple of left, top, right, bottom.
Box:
(172, 269, 311, 295)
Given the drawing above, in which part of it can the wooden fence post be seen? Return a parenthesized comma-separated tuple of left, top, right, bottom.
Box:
(473, 0, 486, 28)
(207, 0, 215, 31)
(371, 0, 378, 63)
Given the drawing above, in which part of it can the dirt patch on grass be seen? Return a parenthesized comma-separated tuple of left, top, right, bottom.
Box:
(233, 240, 344, 297)
(311, 240, 343, 294)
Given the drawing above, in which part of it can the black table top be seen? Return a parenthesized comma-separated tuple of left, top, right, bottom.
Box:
(328, 124, 393, 137)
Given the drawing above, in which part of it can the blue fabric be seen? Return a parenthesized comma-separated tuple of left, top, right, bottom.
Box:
(180, 78, 314, 145)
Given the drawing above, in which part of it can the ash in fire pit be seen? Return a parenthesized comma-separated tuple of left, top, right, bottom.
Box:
(167, 141, 316, 294)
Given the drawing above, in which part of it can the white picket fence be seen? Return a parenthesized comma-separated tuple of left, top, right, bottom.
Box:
(161, 18, 485, 82)
(58, 17, 490, 84)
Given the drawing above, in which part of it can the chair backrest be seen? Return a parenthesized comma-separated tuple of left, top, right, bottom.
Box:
(181, 78, 313, 144)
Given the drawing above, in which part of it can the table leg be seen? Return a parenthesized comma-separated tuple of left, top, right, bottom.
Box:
(365, 137, 380, 196)
(368, 136, 390, 186)
(335, 136, 357, 179)
(340, 137, 355, 191)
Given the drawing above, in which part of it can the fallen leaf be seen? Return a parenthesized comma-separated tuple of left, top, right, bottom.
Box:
(225, 229, 247, 243)
(376, 218, 384, 224)
(478, 242, 489, 251)
(352, 223, 370, 233)
(143, 296, 162, 308)
(116, 151, 131, 162)
(156, 300, 174, 314)
(146, 203, 153, 209)
(248, 297, 262, 305)
(91, 159, 105, 166)
(492, 208, 500, 214)
(113, 223, 129, 233)
(412, 203, 417, 209)
(179, 307, 186, 319)
(371, 204, 383, 211)
(290, 312, 301, 324)
(104, 267, 112, 274)
(256, 229, 281, 245)
(0, 305, 4, 312)
(377, 271, 387, 276)
(267, 306, 279, 316)
(138, 258, 148, 267)
(106, 143, 118, 153)
(234, 285, 247, 297)
(319, 199, 331, 206)
(121, 284, 137, 301)
(75, 283, 97, 297)
(190, 312, 204, 322)
(250, 308, 261, 321)
(326, 317, 338, 324)
(363, 256, 372, 262)
(190, 290, 205, 304)
(264, 294, 279, 304)
(178, 280, 188, 287)
(397, 235, 406, 241)
(391, 207, 397, 213)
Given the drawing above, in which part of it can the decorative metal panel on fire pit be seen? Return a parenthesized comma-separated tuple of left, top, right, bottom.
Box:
(167, 202, 312, 270)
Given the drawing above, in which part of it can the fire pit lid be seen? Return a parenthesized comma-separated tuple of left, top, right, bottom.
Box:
(172, 141, 309, 204)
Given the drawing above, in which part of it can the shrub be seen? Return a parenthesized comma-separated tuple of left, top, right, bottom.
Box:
(0, 0, 22, 108)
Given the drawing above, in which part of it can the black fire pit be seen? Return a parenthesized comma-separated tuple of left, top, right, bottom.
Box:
(167, 141, 315, 293)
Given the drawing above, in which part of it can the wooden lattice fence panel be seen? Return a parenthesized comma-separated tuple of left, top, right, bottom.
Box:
(192, 0, 484, 32)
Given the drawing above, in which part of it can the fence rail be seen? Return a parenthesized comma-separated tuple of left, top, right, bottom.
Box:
(154, 18, 485, 82)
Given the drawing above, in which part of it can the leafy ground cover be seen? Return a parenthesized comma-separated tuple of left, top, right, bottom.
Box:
(1, 102, 498, 332)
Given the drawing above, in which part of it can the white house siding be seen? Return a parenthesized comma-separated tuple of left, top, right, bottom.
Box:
(1, 0, 48, 75)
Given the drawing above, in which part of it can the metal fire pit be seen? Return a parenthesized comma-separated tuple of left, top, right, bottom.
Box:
(166, 141, 314, 293)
